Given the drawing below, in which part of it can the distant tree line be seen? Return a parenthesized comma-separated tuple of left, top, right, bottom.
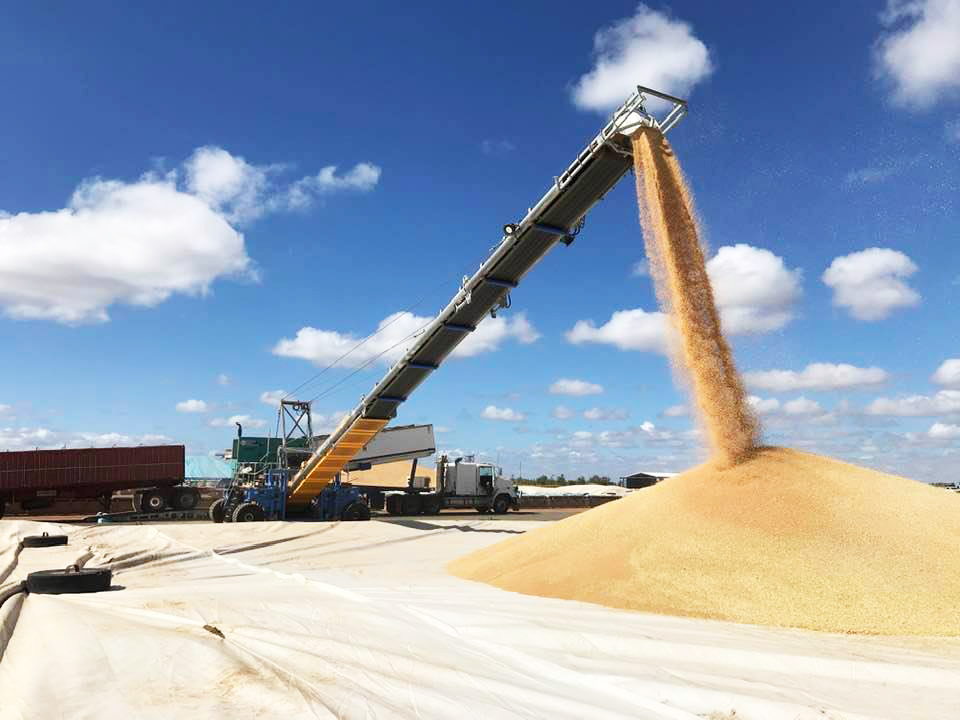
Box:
(512, 473, 616, 487)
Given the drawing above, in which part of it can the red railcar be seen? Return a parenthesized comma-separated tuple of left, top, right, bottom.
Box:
(0, 445, 197, 516)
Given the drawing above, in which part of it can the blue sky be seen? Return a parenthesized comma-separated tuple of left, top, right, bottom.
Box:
(1, 1, 958, 481)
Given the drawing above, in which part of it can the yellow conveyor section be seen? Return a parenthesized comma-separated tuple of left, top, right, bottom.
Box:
(287, 417, 389, 506)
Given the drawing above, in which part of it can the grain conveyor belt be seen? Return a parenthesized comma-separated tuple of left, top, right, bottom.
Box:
(288, 86, 687, 507)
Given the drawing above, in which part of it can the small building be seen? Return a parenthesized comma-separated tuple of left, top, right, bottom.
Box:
(620, 470, 678, 489)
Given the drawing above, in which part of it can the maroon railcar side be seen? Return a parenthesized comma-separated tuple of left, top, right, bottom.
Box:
(0, 445, 190, 516)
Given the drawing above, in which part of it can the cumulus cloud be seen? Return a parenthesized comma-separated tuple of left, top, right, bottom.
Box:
(662, 404, 688, 417)
(566, 308, 669, 352)
(783, 396, 823, 416)
(217, 374, 230, 386)
(707, 244, 803, 334)
(210, 414, 266, 429)
(285, 163, 381, 209)
(568, 244, 800, 351)
(175, 399, 208, 413)
(631, 261, 650, 277)
(874, 0, 960, 108)
(747, 395, 781, 414)
(932, 358, 960, 387)
(260, 390, 286, 407)
(929, 422, 960, 439)
(0, 427, 172, 451)
(481, 405, 526, 422)
(571, 4, 712, 113)
(866, 389, 960, 416)
(274, 311, 539, 367)
(744, 363, 889, 392)
(0, 404, 12, 415)
(822, 248, 920, 321)
(549, 378, 604, 396)
(583, 407, 629, 421)
(552, 405, 575, 420)
(0, 147, 381, 325)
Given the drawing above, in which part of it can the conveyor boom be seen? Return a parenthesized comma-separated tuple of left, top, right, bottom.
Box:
(288, 86, 687, 506)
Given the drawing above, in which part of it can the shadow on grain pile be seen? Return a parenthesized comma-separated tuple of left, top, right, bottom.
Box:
(450, 128, 960, 636)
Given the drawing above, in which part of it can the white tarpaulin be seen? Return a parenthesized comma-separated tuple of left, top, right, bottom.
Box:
(1, 518, 959, 719)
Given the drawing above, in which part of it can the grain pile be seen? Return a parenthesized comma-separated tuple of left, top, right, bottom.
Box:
(632, 127, 757, 466)
(451, 447, 960, 635)
(451, 127, 960, 636)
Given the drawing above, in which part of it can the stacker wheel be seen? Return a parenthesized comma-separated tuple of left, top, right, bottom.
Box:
(173, 487, 200, 511)
(209, 498, 226, 523)
(232, 502, 265, 523)
(341, 502, 371, 521)
(21, 532, 69, 548)
(26, 565, 112, 595)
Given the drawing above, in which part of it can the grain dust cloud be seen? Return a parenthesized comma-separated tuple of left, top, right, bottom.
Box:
(450, 126, 960, 636)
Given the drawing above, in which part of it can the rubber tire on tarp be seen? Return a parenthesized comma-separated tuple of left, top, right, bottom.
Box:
(173, 487, 200, 511)
(209, 498, 226, 523)
(21, 532, 68, 548)
(26, 566, 112, 595)
(232, 502, 265, 523)
(493, 495, 510, 514)
(341, 502, 371, 521)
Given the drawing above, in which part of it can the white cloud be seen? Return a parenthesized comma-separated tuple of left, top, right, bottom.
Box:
(0, 427, 172, 451)
(932, 358, 960, 387)
(822, 248, 920, 321)
(929, 422, 960, 439)
(866, 389, 960, 416)
(185, 147, 380, 222)
(571, 4, 712, 113)
(260, 390, 286, 407)
(875, 0, 960, 108)
(0, 173, 251, 324)
(210, 414, 266, 429)
(0, 146, 382, 325)
(662, 404, 688, 417)
(844, 166, 898, 185)
(747, 395, 781, 414)
(631, 261, 650, 277)
(273, 311, 539, 367)
(783, 396, 823, 416)
(175, 399, 208, 413)
(583, 407, 628, 421)
(0, 404, 12, 415)
(552, 405, 575, 420)
(549, 378, 604, 396)
(566, 308, 669, 352)
(707, 244, 803, 334)
(481, 405, 526, 422)
(744, 363, 889, 392)
(217, 373, 230, 386)
(947, 119, 960, 142)
(568, 244, 801, 351)
(480, 139, 516, 156)
(284, 163, 381, 209)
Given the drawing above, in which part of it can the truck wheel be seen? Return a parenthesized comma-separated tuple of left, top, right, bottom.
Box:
(173, 487, 200, 511)
(21, 532, 69, 548)
(140, 490, 166, 513)
(341, 502, 371, 521)
(475, 505, 491, 514)
(385, 495, 404, 515)
(209, 498, 226, 523)
(493, 495, 510, 514)
(232, 502, 265, 523)
(26, 565, 112, 595)
(424, 496, 442, 515)
(402, 494, 422, 515)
